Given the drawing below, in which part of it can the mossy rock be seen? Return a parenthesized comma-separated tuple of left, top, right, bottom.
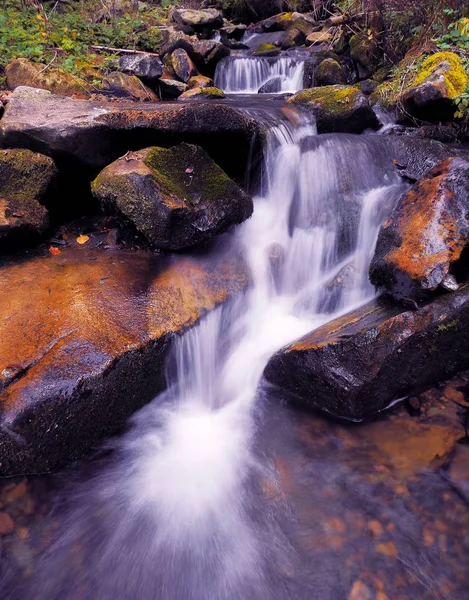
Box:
(92, 144, 253, 251)
(5, 58, 88, 98)
(178, 86, 225, 101)
(252, 43, 281, 57)
(350, 33, 382, 78)
(316, 58, 346, 86)
(371, 51, 469, 122)
(171, 48, 198, 83)
(287, 85, 379, 133)
(0, 149, 57, 251)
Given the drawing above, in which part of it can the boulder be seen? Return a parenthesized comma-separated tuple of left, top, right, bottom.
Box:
(221, 22, 247, 41)
(287, 86, 379, 133)
(0, 87, 261, 181)
(117, 53, 163, 85)
(0, 246, 248, 474)
(5, 58, 87, 98)
(172, 8, 223, 31)
(264, 284, 469, 421)
(158, 27, 198, 59)
(252, 43, 281, 57)
(0, 149, 56, 251)
(102, 72, 158, 101)
(171, 48, 198, 82)
(178, 86, 225, 101)
(192, 40, 230, 75)
(158, 77, 188, 98)
(350, 33, 382, 79)
(316, 58, 346, 86)
(259, 77, 283, 94)
(92, 144, 252, 251)
(401, 52, 469, 121)
(188, 75, 214, 89)
(281, 25, 308, 49)
(370, 157, 469, 300)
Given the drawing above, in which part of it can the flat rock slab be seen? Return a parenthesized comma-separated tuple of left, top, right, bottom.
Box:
(0, 247, 248, 475)
(0, 87, 261, 180)
(264, 284, 469, 421)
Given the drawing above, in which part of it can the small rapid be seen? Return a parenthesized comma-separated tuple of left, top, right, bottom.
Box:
(7, 108, 410, 600)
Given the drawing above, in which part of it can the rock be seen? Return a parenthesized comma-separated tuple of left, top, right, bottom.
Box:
(0, 87, 261, 180)
(221, 22, 247, 41)
(117, 53, 163, 85)
(0, 247, 248, 475)
(158, 27, 198, 59)
(264, 284, 469, 421)
(287, 86, 379, 134)
(0, 149, 56, 251)
(188, 75, 214, 89)
(306, 30, 332, 46)
(369, 157, 469, 300)
(172, 8, 223, 31)
(401, 52, 469, 121)
(281, 25, 307, 49)
(0, 512, 14, 535)
(252, 43, 281, 57)
(448, 445, 469, 502)
(102, 72, 158, 101)
(192, 40, 229, 76)
(316, 58, 346, 86)
(158, 77, 188, 98)
(350, 33, 382, 79)
(178, 86, 225, 101)
(258, 77, 283, 94)
(247, 11, 314, 34)
(171, 48, 198, 82)
(5, 58, 87, 98)
(92, 144, 252, 251)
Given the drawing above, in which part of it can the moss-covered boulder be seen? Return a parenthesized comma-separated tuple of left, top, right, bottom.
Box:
(402, 52, 469, 121)
(252, 43, 281, 57)
(171, 48, 198, 83)
(264, 284, 469, 421)
(102, 72, 158, 101)
(5, 58, 88, 98)
(371, 52, 469, 121)
(350, 33, 382, 79)
(287, 85, 379, 133)
(370, 157, 469, 301)
(316, 58, 346, 86)
(178, 86, 225, 101)
(0, 149, 56, 251)
(172, 8, 223, 31)
(92, 144, 252, 251)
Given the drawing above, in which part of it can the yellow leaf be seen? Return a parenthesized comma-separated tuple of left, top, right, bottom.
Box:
(37, 14, 44, 21)
(76, 235, 89, 245)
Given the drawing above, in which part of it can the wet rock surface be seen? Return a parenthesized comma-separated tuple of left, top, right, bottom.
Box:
(264, 284, 469, 421)
(287, 86, 379, 133)
(0, 149, 57, 251)
(92, 144, 252, 251)
(0, 246, 248, 475)
(0, 87, 261, 181)
(370, 157, 469, 300)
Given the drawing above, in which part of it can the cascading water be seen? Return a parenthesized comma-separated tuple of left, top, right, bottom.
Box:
(214, 55, 306, 94)
(6, 110, 411, 599)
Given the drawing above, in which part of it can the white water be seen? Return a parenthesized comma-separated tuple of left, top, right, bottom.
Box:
(214, 55, 305, 93)
(17, 113, 410, 600)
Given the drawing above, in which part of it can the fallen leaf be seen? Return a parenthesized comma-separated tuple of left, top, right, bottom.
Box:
(185, 167, 194, 174)
(49, 246, 61, 255)
(76, 235, 89, 245)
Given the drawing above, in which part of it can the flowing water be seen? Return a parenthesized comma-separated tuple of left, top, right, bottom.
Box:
(3, 63, 469, 600)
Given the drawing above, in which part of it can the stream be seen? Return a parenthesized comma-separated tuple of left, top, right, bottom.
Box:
(2, 53, 469, 600)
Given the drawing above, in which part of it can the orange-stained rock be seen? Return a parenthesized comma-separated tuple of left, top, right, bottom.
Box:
(102, 72, 159, 102)
(0, 246, 248, 475)
(264, 285, 469, 420)
(370, 158, 469, 300)
(171, 48, 198, 83)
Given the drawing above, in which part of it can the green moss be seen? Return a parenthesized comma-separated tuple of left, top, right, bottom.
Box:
(254, 43, 280, 56)
(288, 86, 361, 115)
(437, 320, 458, 332)
(0, 149, 57, 202)
(414, 52, 468, 98)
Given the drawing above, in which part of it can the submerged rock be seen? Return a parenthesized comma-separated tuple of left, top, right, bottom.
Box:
(370, 157, 469, 300)
(264, 285, 469, 421)
(92, 144, 252, 251)
(117, 53, 163, 85)
(0, 148, 56, 251)
(102, 72, 158, 101)
(287, 86, 379, 133)
(5, 58, 87, 98)
(0, 87, 260, 180)
(0, 247, 248, 474)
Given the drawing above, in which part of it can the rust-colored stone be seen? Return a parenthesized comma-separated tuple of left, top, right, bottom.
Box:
(0, 246, 248, 474)
(0, 511, 14, 535)
(370, 157, 469, 300)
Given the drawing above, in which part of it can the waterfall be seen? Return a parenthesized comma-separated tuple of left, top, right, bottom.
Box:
(214, 55, 306, 94)
(10, 113, 409, 600)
